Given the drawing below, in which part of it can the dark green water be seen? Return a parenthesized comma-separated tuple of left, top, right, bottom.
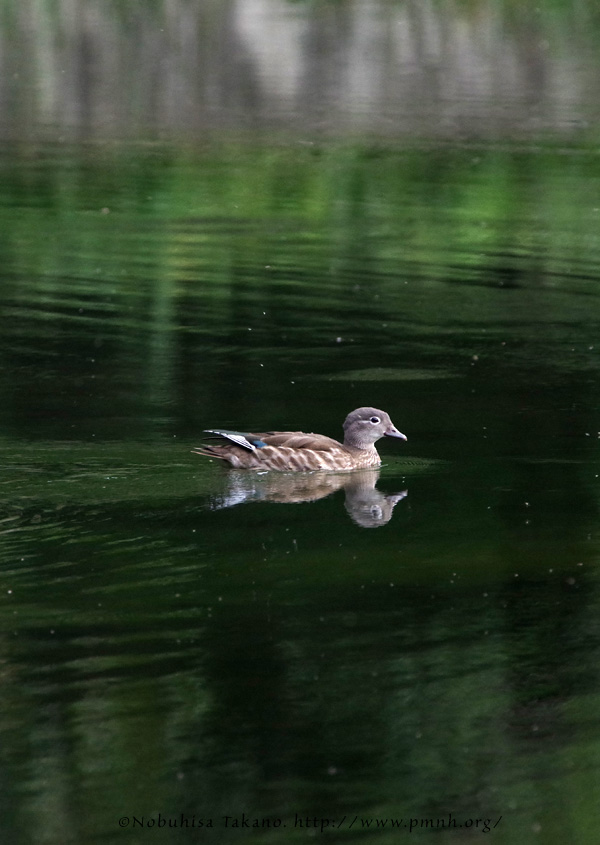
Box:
(1, 139, 600, 844)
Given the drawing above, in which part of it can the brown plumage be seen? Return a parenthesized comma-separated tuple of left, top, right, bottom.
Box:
(192, 407, 407, 472)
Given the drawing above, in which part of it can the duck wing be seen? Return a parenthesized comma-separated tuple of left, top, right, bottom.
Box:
(201, 429, 270, 452)
(200, 429, 344, 452)
(255, 431, 344, 452)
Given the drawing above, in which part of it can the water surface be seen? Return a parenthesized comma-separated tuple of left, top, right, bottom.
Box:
(1, 138, 600, 844)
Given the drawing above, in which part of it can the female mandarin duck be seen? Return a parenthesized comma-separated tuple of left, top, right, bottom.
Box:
(192, 407, 407, 472)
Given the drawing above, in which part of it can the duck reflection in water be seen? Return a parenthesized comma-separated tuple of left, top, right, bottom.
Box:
(207, 468, 407, 528)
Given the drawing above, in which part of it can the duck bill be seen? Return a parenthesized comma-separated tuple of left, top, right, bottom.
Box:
(385, 427, 407, 441)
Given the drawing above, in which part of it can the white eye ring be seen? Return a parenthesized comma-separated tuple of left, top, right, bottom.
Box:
(370, 416, 380, 424)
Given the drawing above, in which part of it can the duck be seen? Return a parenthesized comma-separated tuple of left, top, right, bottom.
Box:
(192, 407, 407, 472)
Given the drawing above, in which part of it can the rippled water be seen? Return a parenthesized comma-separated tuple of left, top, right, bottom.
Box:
(1, 139, 600, 844)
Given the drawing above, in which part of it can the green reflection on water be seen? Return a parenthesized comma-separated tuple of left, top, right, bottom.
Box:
(0, 139, 599, 844)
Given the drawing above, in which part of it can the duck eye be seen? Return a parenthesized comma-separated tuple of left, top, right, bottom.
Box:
(370, 416, 380, 424)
